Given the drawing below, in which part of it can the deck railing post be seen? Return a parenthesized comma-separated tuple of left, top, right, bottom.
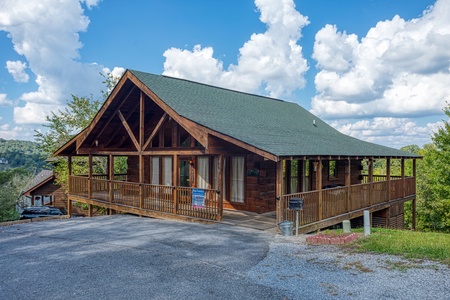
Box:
(109, 155, 114, 204)
(173, 187, 178, 215)
(314, 159, 323, 221)
(345, 158, 351, 212)
(88, 155, 92, 200)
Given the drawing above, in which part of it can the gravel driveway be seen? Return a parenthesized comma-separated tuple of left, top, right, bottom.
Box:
(0, 215, 448, 299)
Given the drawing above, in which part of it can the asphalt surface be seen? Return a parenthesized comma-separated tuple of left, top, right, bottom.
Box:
(0, 215, 283, 300)
(1, 215, 449, 300)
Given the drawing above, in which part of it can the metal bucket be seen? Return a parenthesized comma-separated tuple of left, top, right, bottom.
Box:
(279, 221, 293, 236)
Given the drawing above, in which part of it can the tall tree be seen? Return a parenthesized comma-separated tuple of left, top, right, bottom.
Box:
(416, 104, 450, 232)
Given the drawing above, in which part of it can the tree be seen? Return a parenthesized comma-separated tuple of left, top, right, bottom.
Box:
(34, 72, 125, 192)
(0, 168, 34, 221)
(416, 104, 450, 232)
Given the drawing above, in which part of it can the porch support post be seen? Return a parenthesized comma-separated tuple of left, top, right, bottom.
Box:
(88, 154, 93, 199)
(88, 204, 92, 217)
(139, 91, 145, 211)
(173, 154, 178, 215)
(139, 154, 144, 210)
(401, 158, 405, 198)
(275, 159, 283, 225)
(109, 155, 114, 203)
(217, 154, 224, 221)
(285, 160, 291, 194)
(67, 156, 72, 217)
(386, 158, 391, 228)
(315, 158, 323, 221)
(345, 158, 351, 212)
(412, 159, 417, 230)
(386, 158, 391, 201)
(368, 158, 373, 206)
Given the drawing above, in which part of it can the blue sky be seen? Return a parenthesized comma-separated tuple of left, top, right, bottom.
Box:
(0, 0, 447, 149)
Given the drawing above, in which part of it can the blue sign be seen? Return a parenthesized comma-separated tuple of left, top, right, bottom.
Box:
(192, 188, 205, 208)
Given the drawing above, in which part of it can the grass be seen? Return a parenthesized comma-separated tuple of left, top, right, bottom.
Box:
(348, 228, 450, 265)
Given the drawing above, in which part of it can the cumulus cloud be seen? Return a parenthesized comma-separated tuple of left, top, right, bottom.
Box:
(6, 60, 29, 82)
(0, 94, 13, 106)
(311, 0, 450, 119)
(0, 0, 115, 125)
(163, 0, 309, 99)
(330, 118, 441, 148)
(0, 123, 37, 140)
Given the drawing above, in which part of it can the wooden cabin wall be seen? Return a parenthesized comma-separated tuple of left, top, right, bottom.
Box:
(31, 179, 67, 208)
(223, 154, 277, 214)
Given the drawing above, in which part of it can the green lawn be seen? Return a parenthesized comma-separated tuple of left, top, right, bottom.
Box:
(350, 228, 450, 265)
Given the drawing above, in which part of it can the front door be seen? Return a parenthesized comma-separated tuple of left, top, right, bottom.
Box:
(179, 159, 191, 187)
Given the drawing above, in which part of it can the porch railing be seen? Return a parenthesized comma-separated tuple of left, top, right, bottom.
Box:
(69, 175, 222, 221)
(278, 177, 415, 225)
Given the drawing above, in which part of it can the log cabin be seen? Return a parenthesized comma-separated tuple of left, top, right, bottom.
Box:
(54, 69, 419, 233)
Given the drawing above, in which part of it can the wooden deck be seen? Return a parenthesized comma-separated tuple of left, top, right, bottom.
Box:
(68, 175, 415, 233)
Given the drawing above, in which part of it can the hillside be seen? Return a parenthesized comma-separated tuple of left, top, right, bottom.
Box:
(0, 138, 48, 172)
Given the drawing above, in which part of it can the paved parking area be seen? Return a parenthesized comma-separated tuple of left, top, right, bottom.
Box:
(0, 215, 284, 300)
(2, 215, 449, 300)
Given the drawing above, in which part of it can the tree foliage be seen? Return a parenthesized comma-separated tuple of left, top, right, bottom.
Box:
(0, 168, 34, 221)
(416, 105, 450, 232)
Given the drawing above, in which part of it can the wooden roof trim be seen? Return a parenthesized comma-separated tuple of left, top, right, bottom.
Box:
(75, 73, 136, 151)
(22, 174, 55, 195)
(128, 71, 209, 148)
(54, 73, 135, 156)
(206, 130, 278, 161)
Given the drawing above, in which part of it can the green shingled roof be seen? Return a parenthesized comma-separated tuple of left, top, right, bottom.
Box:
(130, 70, 418, 158)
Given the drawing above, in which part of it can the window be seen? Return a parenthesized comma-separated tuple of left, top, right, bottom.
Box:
(197, 157, 210, 189)
(163, 156, 172, 185)
(329, 160, 338, 179)
(231, 156, 245, 203)
(151, 156, 172, 185)
(151, 157, 160, 185)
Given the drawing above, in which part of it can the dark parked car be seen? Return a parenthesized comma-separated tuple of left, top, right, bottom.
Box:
(20, 206, 67, 220)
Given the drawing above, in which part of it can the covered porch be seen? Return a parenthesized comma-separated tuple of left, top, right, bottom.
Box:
(66, 153, 417, 233)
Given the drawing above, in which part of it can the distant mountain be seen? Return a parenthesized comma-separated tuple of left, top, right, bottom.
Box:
(0, 138, 48, 172)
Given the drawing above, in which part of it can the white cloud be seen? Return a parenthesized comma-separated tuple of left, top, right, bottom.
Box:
(0, 0, 116, 126)
(0, 123, 37, 140)
(312, 0, 450, 119)
(330, 118, 440, 148)
(163, 0, 309, 99)
(6, 60, 29, 82)
(0, 94, 13, 106)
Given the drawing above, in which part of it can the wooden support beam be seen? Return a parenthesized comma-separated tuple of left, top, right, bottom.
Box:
(139, 91, 145, 148)
(402, 158, 406, 197)
(67, 199, 72, 217)
(88, 154, 93, 199)
(275, 160, 283, 224)
(217, 154, 224, 221)
(139, 154, 144, 209)
(315, 159, 323, 221)
(117, 110, 140, 151)
(104, 101, 140, 148)
(345, 158, 351, 213)
(143, 113, 167, 150)
(109, 155, 114, 203)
